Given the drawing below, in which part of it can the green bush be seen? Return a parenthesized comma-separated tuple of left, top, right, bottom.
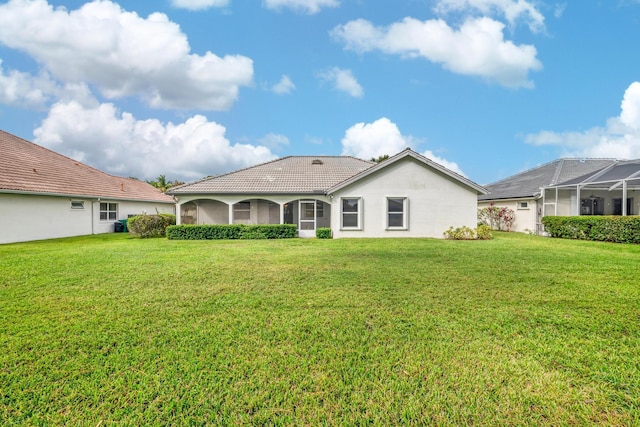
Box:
(127, 214, 176, 238)
(542, 216, 640, 244)
(166, 224, 297, 240)
(476, 224, 493, 240)
(316, 228, 332, 239)
(444, 225, 493, 240)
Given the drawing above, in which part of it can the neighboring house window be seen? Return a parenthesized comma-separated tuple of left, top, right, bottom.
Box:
(613, 198, 633, 215)
(387, 197, 407, 230)
(341, 198, 361, 229)
(580, 197, 604, 215)
(233, 201, 251, 220)
(100, 202, 118, 221)
(518, 201, 529, 210)
(70, 201, 85, 210)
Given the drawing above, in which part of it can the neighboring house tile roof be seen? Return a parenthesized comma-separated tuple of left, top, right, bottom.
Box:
(479, 158, 618, 201)
(169, 155, 376, 194)
(0, 130, 174, 203)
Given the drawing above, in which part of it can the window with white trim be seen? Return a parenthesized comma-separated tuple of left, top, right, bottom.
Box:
(70, 201, 85, 210)
(387, 197, 407, 229)
(100, 202, 118, 221)
(517, 201, 529, 210)
(341, 198, 361, 229)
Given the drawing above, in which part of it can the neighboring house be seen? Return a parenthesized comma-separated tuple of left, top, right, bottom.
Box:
(168, 148, 488, 238)
(0, 130, 175, 244)
(479, 159, 617, 233)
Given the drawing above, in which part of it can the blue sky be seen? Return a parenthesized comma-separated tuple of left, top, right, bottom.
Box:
(1, 0, 640, 185)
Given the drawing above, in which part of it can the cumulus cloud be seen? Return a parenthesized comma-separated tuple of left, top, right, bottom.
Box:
(171, 0, 229, 11)
(272, 75, 296, 95)
(331, 16, 541, 88)
(0, 0, 253, 110)
(341, 117, 465, 175)
(33, 101, 276, 181)
(0, 60, 57, 109)
(525, 82, 640, 159)
(435, 0, 546, 33)
(263, 0, 339, 14)
(318, 67, 364, 98)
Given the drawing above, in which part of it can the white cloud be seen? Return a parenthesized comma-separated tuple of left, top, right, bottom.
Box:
(435, 0, 546, 33)
(33, 101, 276, 181)
(0, 60, 55, 109)
(340, 117, 465, 175)
(272, 75, 296, 95)
(525, 82, 640, 159)
(171, 0, 229, 11)
(318, 67, 364, 98)
(258, 133, 290, 150)
(263, 0, 339, 14)
(331, 16, 541, 88)
(0, 59, 98, 110)
(0, 0, 253, 110)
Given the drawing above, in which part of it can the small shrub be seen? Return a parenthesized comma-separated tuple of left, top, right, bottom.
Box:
(478, 203, 515, 231)
(166, 224, 297, 240)
(316, 228, 332, 239)
(128, 214, 176, 238)
(476, 224, 493, 240)
(444, 225, 493, 240)
(444, 226, 476, 240)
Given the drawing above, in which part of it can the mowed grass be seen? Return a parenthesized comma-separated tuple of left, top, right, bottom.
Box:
(1, 233, 639, 425)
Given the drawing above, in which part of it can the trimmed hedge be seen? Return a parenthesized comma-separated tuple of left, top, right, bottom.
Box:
(128, 214, 176, 238)
(166, 224, 297, 240)
(316, 228, 332, 239)
(541, 216, 640, 244)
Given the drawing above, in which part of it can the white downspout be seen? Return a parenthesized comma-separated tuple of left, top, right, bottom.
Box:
(623, 180, 628, 216)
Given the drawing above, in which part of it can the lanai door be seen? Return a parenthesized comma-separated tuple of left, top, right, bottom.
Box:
(299, 200, 316, 238)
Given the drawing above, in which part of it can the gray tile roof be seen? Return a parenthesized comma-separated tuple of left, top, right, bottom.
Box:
(0, 130, 175, 203)
(479, 158, 618, 201)
(169, 155, 375, 194)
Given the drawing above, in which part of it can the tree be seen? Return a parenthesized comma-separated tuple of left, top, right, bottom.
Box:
(147, 175, 184, 193)
(371, 154, 390, 163)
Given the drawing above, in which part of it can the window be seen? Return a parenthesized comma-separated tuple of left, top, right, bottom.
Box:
(518, 201, 529, 210)
(613, 198, 633, 215)
(100, 202, 118, 221)
(581, 197, 604, 215)
(387, 197, 407, 229)
(341, 198, 361, 229)
(70, 201, 85, 210)
(233, 201, 251, 220)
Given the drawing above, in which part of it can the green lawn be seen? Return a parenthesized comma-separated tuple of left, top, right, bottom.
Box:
(1, 233, 639, 425)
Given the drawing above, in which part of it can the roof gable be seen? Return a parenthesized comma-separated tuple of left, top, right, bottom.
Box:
(0, 130, 174, 203)
(328, 148, 488, 195)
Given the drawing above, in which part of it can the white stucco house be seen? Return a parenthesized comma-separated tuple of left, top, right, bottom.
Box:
(168, 148, 488, 238)
(479, 158, 640, 234)
(0, 130, 175, 244)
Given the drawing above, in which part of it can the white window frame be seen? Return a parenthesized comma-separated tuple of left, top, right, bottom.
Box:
(517, 201, 530, 210)
(100, 202, 118, 221)
(340, 197, 362, 230)
(386, 197, 408, 230)
(70, 200, 85, 210)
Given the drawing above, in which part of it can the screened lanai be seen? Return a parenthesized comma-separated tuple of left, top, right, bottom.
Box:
(541, 160, 640, 217)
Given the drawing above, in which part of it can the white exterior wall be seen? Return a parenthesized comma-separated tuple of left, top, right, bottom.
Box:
(478, 198, 538, 233)
(0, 192, 174, 244)
(330, 157, 479, 238)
